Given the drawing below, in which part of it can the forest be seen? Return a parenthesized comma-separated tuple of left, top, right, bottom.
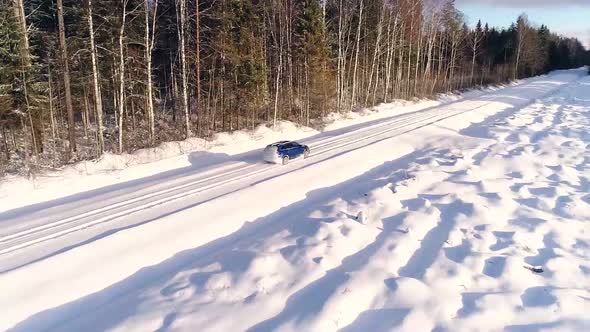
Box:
(0, 0, 588, 175)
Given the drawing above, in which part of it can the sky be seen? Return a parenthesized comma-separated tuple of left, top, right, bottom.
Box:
(455, 0, 590, 48)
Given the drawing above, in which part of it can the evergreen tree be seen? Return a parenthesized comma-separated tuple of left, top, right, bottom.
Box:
(232, 0, 267, 129)
(295, 0, 334, 122)
(0, 3, 23, 133)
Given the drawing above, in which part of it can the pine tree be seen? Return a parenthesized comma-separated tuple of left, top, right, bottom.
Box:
(231, 0, 267, 129)
(295, 0, 334, 123)
(0, 2, 23, 154)
(536, 25, 550, 73)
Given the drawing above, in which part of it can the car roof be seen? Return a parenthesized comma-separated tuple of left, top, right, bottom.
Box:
(268, 140, 291, 147)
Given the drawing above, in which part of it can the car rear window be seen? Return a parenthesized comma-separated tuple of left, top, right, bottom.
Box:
(267, 141, 289, 148)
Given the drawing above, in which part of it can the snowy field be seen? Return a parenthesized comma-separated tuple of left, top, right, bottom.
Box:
(1, 69, 589, 331)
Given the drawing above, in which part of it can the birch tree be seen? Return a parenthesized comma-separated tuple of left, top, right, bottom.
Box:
(145, 0, 158, 144)
(350, 0, 363, 111)
(178, 0, 190, 137)
(470, 20, 483, 85)
(57, 0, 76, 155)
(87, 0, 105, 153)
(117, 0, 129, 153)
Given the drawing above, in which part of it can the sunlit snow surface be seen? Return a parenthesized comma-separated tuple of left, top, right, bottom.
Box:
(1, 69, 589, 331)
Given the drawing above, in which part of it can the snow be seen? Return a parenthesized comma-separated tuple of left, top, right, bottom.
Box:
(1, 69, 590, 331)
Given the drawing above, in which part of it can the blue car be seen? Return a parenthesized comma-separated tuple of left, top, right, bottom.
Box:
(263, 141, 310, 165)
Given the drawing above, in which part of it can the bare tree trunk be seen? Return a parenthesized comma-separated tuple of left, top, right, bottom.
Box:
(448, 30, 459, 92)
(1, 126, 9, 161)
(365, 2, 385, 106)
(432, 31, 445, 93)
(423, 11, 437, 83)
(337, 0, 343, 112)
(383, 13, 397, 103)
(195, 0, 201, 134)
(515, 32, 523, 79)
(12, 0, 30, 82)
(350, 0, 363, 111)
(286, 0, 294, 116)
(406, 18, 413, 98)
(178, 0, 190, 138)
(395, 22, 405, 98)
(87, 0, 105, 153)
(24, 79, 38, 162)
(82, 85, 90, 138)
(145, 0, 158, 144)
(273, 1, 283, 128)
(57, 0, 77, 156)
(341, 6, 354, 111)
(470, 29, 481, 86)
(305, 58, 310, 126)
(118, 0, 128, 153)
(112, 63, 119, 124)
(413, 23, 423, 96)
(48, 69, 56, 140)
(13, 0, 43, 155)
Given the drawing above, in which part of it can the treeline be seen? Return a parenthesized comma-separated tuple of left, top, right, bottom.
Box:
(1, 0, 588, 175)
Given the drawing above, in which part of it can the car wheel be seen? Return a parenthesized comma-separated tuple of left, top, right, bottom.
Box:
(282, 156, 289, 165)
(304, 149, 310, 159)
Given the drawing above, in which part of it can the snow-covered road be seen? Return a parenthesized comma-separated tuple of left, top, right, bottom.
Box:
(1, 69, 589, 331)
(0, 99, 487, 259)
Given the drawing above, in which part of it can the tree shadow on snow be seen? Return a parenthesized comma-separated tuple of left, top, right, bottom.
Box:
(9, 150, 431, 332)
